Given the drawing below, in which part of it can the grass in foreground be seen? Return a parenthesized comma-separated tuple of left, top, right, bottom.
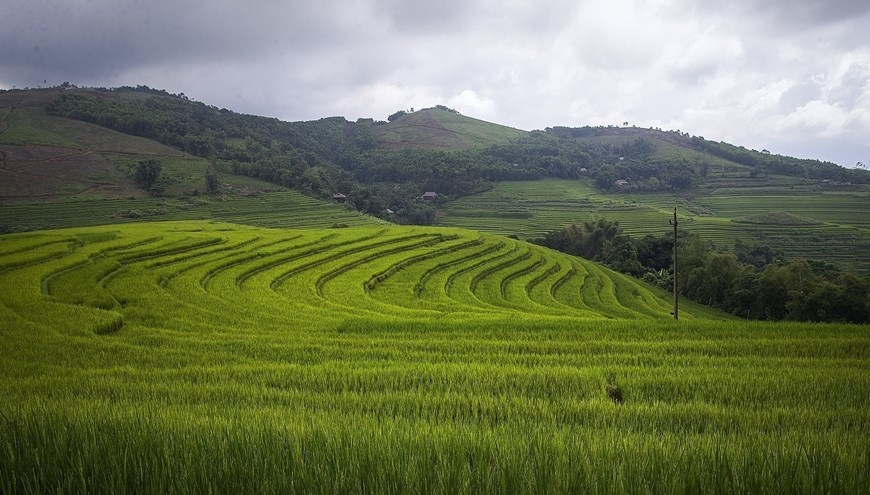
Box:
(0, 221, 867, 494)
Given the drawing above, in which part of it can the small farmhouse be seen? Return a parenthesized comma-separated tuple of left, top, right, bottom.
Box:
(332, 193, 347, 204)
(421, 191, 438, 201)
(615, 179, 629, 187)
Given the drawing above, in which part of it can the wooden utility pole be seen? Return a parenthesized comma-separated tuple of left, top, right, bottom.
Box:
(670, 208, 678, 320)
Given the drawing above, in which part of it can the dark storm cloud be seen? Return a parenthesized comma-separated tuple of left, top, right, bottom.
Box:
(0, 0, 364, 83)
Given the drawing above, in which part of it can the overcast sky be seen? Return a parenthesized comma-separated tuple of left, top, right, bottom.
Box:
(2, 0, 869, 167)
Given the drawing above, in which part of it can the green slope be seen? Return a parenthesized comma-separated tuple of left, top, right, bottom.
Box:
(1, 221, 867, 494)
(439, 178, 870, 274)
(0, 190, 384, 232)
(374, 107, 527, 150)
(0, 221, 723, 323)
(0, 88, 281, 201)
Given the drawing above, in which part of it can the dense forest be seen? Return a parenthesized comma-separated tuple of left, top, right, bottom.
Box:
(533, 220, 870, 323)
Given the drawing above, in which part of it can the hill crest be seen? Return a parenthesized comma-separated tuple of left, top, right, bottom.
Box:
(373, 107, 527, 151)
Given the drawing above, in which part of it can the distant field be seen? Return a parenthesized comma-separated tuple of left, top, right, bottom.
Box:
(1, 221, 867, 493)
(440, 179, 870, 273)
(0, 190, 382, 232)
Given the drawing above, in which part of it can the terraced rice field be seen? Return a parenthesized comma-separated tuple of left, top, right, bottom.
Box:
(1, 221, 868, 494)
(440, 179, 870, 273)
(0, 221, 714, 329)
(0, 190, 381, 232)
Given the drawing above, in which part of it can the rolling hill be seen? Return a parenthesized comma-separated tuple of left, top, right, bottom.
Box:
(2, 85, 869, 276)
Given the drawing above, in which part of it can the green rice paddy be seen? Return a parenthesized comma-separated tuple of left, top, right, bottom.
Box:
(1, 221, 867, 493)
(439, 179, 870, 273)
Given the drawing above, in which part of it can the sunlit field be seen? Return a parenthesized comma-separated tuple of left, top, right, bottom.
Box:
(1, 221, 867, 494)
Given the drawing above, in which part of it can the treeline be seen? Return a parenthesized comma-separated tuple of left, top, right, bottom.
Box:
(691, 136, 869, 184)
(545, 125, 870, 186)
(533, 220, 870, 323)
(535, 128, 702, 191)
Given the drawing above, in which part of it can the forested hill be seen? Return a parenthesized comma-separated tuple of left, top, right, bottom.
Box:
(3, 84, 868, 220)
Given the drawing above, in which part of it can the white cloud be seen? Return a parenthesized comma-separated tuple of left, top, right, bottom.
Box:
(447, 90, 496, 118)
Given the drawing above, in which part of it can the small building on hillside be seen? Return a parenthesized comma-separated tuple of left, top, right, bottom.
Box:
(421, 191, 438, 201)
(615, 179, 629, 187)
(332, 192, 347, 204)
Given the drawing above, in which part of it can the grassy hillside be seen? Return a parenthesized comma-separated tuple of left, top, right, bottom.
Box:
(1, 221, 867, 493)
(560, 125, 863, 185)
(440, 178, 870, 274)
(0, 88, 284, 201)
(0, 89, 181, 200)
(374, 107, 527, 150)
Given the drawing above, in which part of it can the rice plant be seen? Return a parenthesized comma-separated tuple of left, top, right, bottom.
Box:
(0, 221, 867, 494)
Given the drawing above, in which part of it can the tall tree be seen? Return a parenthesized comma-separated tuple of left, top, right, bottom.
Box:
(134, 159, 161, 190)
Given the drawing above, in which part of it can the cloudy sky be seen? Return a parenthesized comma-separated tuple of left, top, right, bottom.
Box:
(2, 0, 869, 167)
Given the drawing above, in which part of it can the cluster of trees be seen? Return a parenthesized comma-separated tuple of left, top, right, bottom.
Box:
(133, 159, 161, 190)
(507, 130, 701, 191)
(533, 220, 870, 323)
(689, 137, 869, 184)
(592, 158, 697, 191)
(481, 131, 601, 179)
(591, 138, 697, 191)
